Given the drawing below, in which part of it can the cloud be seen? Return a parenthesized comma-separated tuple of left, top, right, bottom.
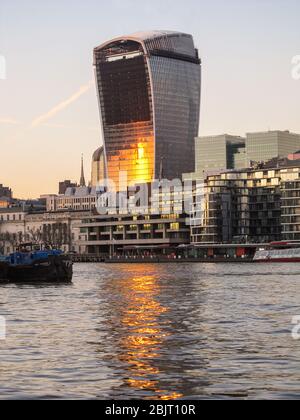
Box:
(0, 118, 21, 125)
(30, 80, 94, 128)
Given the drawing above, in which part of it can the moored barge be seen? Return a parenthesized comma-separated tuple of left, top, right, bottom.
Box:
(0, 244, 73, 283)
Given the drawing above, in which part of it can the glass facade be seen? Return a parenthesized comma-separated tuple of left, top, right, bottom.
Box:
(246, 131, 300, 163)
(191, 168, 283, 244)
(183, 135, 246, 181)
(94, 31, 201, 191)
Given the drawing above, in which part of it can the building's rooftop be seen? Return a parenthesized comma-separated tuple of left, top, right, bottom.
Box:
(94, 30, 198, 60)
(0, 207, 25, 214)
(125, 30, 187, 41)
(95, 30, 190, 47)
(92, 146, 104, 162)
(64, 186, 97, 197)
(206, 156, 300, 177)
(246, 130, 300, 137)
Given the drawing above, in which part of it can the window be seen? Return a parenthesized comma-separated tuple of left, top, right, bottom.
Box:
(170, 223, 180, 231)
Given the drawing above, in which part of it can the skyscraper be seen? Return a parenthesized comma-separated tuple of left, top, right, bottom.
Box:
(94, 31, 201, 191)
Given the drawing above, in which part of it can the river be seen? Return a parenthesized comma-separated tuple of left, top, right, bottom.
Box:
(0, 263, 300, 400)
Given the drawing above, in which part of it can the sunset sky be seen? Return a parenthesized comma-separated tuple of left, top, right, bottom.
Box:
(0, 0, 300, 198)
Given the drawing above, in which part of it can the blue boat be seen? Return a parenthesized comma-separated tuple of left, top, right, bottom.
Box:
(0, 244, 73, 283)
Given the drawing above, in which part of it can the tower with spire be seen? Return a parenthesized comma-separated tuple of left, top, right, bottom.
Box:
(79, 154, 86, 187)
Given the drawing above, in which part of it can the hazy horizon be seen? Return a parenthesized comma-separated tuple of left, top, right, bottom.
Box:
(1, 0, 300, 198)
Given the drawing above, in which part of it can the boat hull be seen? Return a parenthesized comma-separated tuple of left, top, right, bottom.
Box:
(0, 255, 73, 284)
(256, 258, 300, 263)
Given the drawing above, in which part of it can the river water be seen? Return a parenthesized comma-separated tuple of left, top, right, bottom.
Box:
(0, 263, 300, 400)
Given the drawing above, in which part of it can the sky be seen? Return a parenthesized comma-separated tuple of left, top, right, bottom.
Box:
(0, 0, 300, 198)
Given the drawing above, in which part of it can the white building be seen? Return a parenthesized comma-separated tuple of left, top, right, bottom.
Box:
(44, 186, 98, 212)
(0, 208, 91, 255)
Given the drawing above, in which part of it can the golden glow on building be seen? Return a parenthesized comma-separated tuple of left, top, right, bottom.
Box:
(106, 127, 154, 191)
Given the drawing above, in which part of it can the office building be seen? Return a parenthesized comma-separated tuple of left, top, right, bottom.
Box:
(246, 130, 300, 164)
(78, 213, 190, 257)
(184, 135, 246, 180)
(94, 31, 201, 190)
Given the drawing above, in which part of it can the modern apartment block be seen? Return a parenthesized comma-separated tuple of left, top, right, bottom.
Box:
(281, 177, 300, 242)
(94, 31, 201, 190)
(191, 163, 300, 245)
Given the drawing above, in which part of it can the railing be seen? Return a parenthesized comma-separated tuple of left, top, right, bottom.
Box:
(69, 254, 255, 264)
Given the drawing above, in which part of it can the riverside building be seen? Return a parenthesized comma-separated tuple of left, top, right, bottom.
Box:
(191, 160, 300, 247)
(76, 182, 192, 257)
(0, 208, 90, 255)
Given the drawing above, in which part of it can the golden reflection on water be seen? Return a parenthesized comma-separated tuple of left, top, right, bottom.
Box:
(116, 268, 183, 400)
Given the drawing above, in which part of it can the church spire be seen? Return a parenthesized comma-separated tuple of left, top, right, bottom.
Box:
(80, 154, 86, 187)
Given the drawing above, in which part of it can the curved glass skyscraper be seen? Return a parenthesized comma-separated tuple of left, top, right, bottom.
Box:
(94, 31, 201, 190)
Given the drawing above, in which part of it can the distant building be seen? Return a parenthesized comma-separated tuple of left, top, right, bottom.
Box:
(288, 151, 300, 161)
(246, 130, 300, 164)
(94, 31, 201, 190)
(184, 135, 246, 181)
(59, 180, 77, 195)
(0, 184, 12, 198)
(45, 187, 97, 212)
(184, 130, 300, 182)
(91, 146, 105, 187)
(0, 196, 45, 211)
(0, 197, 13, 209)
